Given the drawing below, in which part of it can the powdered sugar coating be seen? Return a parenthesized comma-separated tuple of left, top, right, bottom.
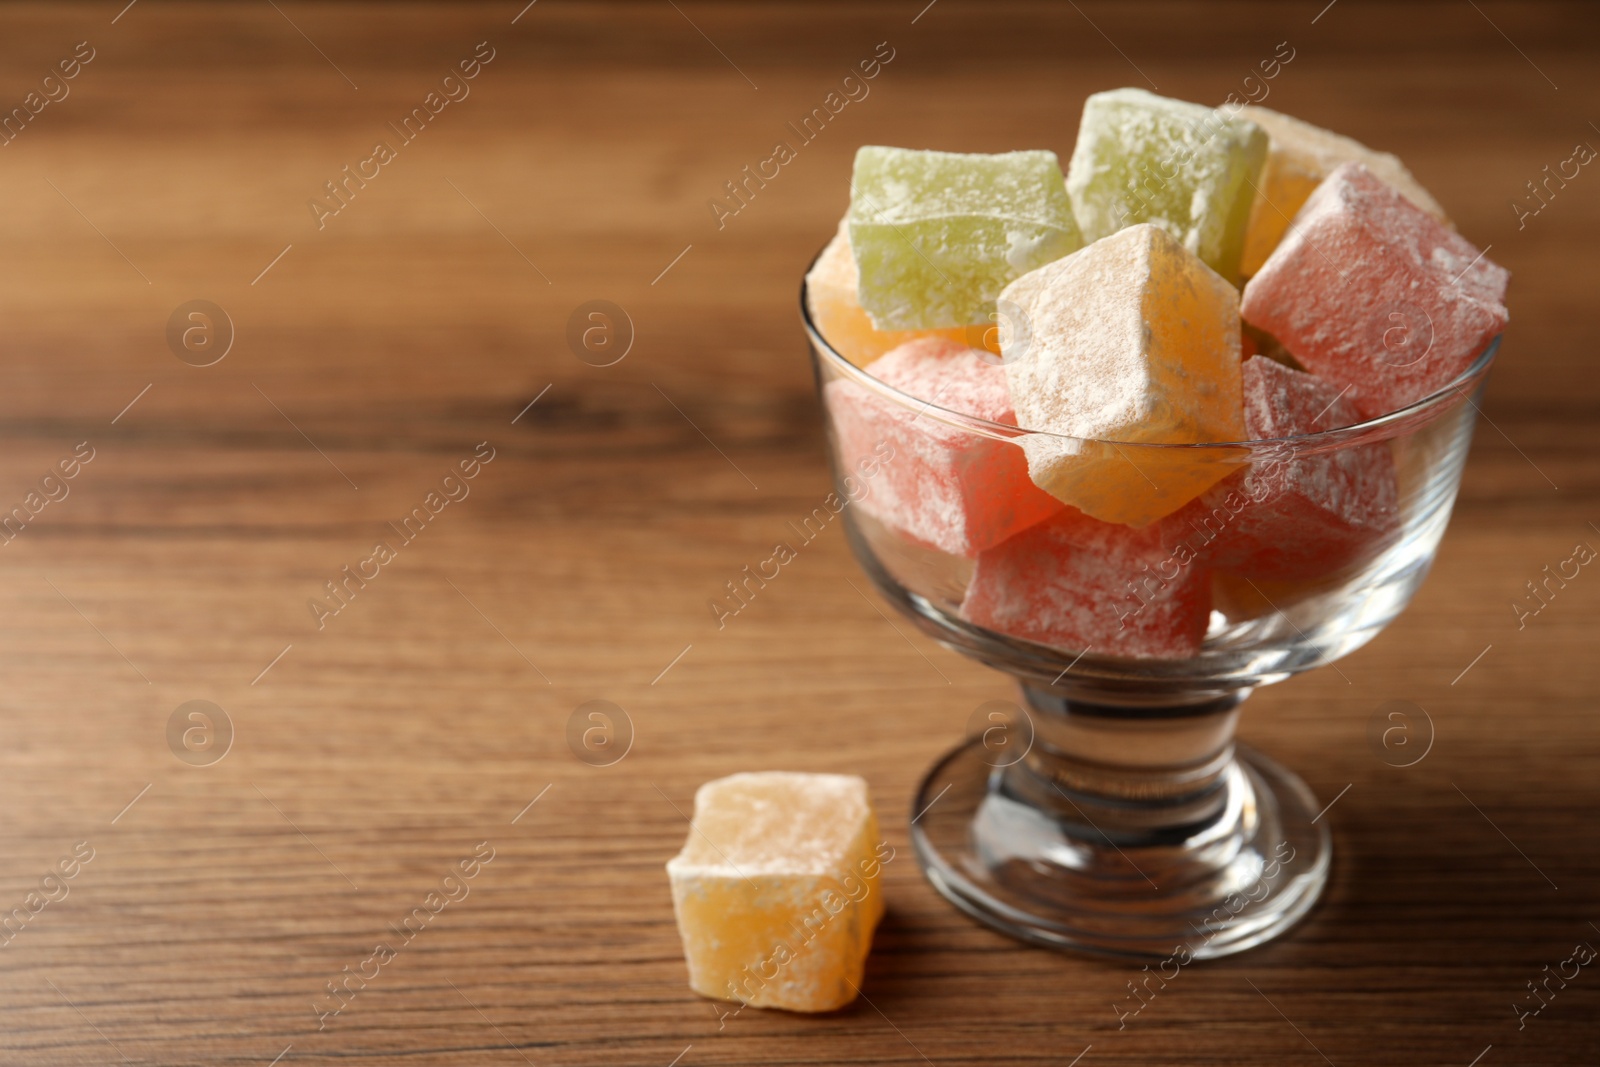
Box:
(668, 771, 874, 877)
(1241, 162, 1508, 418)
(870, 336, 1016, 424)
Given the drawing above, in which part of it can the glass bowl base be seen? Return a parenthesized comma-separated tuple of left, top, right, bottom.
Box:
(910, 737, 1331, 960)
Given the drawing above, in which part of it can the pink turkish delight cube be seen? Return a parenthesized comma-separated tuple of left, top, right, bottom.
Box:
(1241, 162, 1508, 419)
(1174, 356, 1399, 581)
(961, 507, 1211, 660)
(825, 337, 1062, 557)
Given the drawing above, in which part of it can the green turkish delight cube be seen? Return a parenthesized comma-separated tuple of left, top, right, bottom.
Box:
(1066, 88, 1267, 282)
(849, 146, 1082, 329)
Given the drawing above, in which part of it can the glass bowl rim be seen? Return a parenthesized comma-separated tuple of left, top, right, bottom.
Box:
(800, 265, 1500, 452)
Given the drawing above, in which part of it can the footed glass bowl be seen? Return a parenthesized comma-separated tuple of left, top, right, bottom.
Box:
(802, 274, 1497, 960)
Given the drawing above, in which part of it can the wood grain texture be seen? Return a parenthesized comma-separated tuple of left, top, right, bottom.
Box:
(0, 1, 1596, 1064)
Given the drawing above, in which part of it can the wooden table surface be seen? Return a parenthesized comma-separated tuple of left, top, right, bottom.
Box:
(0, 2, 1596, 1064)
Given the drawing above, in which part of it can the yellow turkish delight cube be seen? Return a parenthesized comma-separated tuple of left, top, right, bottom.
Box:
(1002, 223, 1247, 526)
(666, 771, 886, 1013)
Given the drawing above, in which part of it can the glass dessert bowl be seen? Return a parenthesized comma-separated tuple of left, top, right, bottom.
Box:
(802, 276, 1498, 960)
